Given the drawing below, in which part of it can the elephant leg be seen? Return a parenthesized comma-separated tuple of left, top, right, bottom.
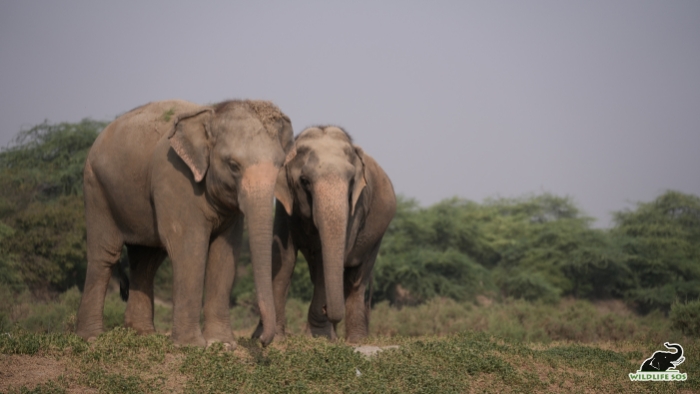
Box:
(343, 242, 381, 343)
(159, 220, 211, 347)
(253, 202, 297, 339)
(76, 180, 124, 340)
(305, 248, 337, 340)
(124, 245, 166, 334)
(202, 216, 243, 347)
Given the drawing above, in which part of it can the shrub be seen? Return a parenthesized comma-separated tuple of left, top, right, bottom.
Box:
(18, 286, 81, 333)
(498, 271, 560, 304)
(670, 300, 700, 336)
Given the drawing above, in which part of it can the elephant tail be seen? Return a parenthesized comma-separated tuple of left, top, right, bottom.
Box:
(118, 252, 130, 302)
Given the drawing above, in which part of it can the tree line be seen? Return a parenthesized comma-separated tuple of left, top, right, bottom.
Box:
(1, 120, 698, 315)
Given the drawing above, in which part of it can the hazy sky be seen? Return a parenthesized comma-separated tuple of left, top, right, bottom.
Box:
(1, 1, 699, 227)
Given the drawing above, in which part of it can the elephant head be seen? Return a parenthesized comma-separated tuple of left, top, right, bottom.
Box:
(640, 342, 685, 371)
(276, 126, 367, 324)
(168, 100, 295, 345)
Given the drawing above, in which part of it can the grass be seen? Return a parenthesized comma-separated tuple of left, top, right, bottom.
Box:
(2, 329, 697, 393)
(2, 286, 698, 393)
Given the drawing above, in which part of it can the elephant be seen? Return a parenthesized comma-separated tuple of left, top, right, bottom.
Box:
(640, 342, 685, 371)
(75, 99, 295, 347)
(253, 125, 396, 343)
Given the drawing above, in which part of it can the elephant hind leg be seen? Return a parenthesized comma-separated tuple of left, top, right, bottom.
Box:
(76, 181, 124, 340)
(124, 245, 167, 335)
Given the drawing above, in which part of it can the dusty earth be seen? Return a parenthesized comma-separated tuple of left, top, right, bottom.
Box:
(0, 354, 92, 393)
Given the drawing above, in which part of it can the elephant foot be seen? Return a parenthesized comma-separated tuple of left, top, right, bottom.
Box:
(345, 333, 367, 344)
(252, 321, 287, 340)
(275, 330, 287, 341)
(203, 328, 236, 349)
(125, 322, 156, 336)
(171, 332, 207, 348)
(75, 325, 104, 342)
(306, 322, 337, 340)
(206, 339, 237, 351)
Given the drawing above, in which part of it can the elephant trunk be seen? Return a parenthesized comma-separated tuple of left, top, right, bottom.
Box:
(665, 342, 683, 361)
(313, 178, 349, 324)
(239, 163, 279, 346)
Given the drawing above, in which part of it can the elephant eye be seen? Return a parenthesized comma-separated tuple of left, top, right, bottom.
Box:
(299, 176, 311, 188)
(228, 161, 241, 174)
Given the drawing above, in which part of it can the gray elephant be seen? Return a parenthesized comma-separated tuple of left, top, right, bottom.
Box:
(76, 99, 295, 347)
(254, 126, 396, 343)
(640, 342, 685, 371)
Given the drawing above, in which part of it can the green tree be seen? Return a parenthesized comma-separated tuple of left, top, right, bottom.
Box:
(613, 191, 700, 313)
(375, 194, 628, 305)
(0, 119, 104, 294)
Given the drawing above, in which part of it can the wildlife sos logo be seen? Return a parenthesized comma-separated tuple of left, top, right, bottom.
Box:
(629, 342, 687, 381)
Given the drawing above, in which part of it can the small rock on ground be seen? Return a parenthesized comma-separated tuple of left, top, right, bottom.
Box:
(353, 345, 400, 357)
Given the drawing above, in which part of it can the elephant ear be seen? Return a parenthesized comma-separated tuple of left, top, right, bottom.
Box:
(274, 149, 296, 216)
(351, 145, 368, 216)
(168, 108, 213, 183)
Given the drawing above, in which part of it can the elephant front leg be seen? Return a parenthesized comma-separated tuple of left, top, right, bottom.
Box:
(124, 245, 167, 334)
(162, 226, 211, 347)
(343, 243, 381, 343)
(306, 251, 337, 340)
(202, 218, 243, 348)
(343, 278, 369, 344)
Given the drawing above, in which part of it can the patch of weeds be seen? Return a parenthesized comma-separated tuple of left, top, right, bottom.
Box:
(180, 342, 248, 393)
(0, 329, 88, 356)
(0, 331, 41, 354)
(85, 369, 148, 394)
(539, 345, 630, 369)
(84, 327, 172, 365)
(17, 287, 81, 334)
(5, 380, 67, 394)
(670, 300, 700, 336)
(369, 298, 676, 344)
(623, 350, 643, 361)
(244, 335, 372, 393)
(405, 333, 516, 377)
(77, 329, 174, 393)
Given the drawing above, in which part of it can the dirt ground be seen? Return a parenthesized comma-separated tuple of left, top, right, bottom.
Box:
(0, 354, 84, 392)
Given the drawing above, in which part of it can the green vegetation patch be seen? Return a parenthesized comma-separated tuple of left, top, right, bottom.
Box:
(3, 328, 700, 393)
(539, 345, 630, 369)
(0, 330, 88, 355)
(670, 300, 700, 336)
(161, 107, 176, 122)
(5, 380, 67, 394)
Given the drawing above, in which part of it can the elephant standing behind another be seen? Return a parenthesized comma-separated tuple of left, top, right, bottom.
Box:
(254, 126, 396, 343)
(76, 99, 295, 347)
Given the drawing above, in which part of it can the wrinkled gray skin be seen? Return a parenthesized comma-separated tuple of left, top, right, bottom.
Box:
(640, 343, 685, 371)
(253, 126, 396, 343)
(75, 99, 295, 347)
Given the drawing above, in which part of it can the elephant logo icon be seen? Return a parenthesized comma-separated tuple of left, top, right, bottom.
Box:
(629, 342, 687, 381)
(640, 342, 684, 372)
